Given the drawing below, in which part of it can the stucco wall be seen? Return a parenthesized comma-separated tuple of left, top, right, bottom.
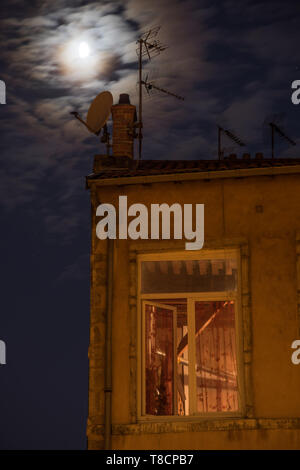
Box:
(87, 172, 300, 449)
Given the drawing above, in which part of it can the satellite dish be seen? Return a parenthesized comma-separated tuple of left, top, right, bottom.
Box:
(86, 91, 113, 134)
(70, 90, 113, 135)
(70, 90, 113, 156)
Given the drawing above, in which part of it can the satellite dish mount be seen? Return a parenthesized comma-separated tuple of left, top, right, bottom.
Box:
(70, 90, 113, 156)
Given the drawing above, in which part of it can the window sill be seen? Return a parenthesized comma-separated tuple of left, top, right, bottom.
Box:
(138, 412, 242, 422)
(112, 417, 300, 436)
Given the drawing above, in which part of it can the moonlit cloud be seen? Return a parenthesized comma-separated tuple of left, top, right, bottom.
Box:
(1, 1, 300, 449)
(0, 0, 299, 241)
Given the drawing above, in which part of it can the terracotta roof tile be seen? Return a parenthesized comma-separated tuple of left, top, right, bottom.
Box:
(87, 158, 300, 181)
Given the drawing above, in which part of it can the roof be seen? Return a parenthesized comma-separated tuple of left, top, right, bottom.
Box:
(86, 158, 300, 187)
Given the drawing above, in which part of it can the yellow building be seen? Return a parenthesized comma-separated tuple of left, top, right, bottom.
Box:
(86, 96, 300, 450)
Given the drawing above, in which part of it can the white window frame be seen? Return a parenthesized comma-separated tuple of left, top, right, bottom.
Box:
(137, 248, 245, 421)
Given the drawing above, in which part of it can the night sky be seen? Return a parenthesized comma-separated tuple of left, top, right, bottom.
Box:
(1, 0, 300, 450)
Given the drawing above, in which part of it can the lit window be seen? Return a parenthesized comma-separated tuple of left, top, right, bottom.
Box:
(139, 251, 242, 417)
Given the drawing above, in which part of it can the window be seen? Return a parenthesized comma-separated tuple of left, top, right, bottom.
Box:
(138, 250, 243, 418)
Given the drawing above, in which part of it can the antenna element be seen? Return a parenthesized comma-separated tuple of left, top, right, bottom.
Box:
(218, 126, 245, 160)
(269, 122, 296, 159)
(136, 26, 183, 160)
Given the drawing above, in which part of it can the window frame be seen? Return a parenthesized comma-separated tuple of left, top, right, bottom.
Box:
(137, 248, 246, 421)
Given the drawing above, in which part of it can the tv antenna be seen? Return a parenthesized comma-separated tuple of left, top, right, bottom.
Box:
(269, 122, 296, 158)
(141, 73, 184, 101)
(217, 125, 245, 159)
(70, 90, 113, 156)
(262, 113, 296, 158)
(136, 26, 184, 160)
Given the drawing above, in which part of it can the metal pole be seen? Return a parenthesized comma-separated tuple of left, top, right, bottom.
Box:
(138, 40, 143, 161)
(271, 124, 274, 159)
(218, 126, 221, 160)
(104, 238, 114, 450)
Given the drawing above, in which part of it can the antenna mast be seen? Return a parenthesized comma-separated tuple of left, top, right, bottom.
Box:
(136, 26, 168, 160)
(138, 38, 143, 162)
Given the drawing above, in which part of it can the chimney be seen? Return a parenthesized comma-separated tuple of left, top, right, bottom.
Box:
(111, 94, 137, 159)
(224, 153, 237, 160)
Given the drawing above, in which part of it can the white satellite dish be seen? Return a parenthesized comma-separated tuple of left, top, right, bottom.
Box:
(86, 91, 113, 134)
(70, 90, 113, 135)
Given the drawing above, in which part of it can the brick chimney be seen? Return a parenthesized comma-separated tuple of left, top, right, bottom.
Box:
(111, 94, 136, 159)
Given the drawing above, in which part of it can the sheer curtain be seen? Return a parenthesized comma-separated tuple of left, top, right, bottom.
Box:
(145, 304, 174, 415)
(195, 301, 238, 412)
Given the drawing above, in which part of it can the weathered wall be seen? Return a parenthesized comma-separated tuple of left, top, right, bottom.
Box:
(87, 172, 300, 449)
(112, 426, 300, 450)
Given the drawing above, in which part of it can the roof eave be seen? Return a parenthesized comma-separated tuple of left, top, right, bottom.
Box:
(86, 164, 300, 189)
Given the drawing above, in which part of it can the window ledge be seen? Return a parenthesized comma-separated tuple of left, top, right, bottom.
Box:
(111, 418, 300, 436)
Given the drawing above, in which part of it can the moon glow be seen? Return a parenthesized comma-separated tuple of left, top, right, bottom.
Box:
(78, 42, 90, 59)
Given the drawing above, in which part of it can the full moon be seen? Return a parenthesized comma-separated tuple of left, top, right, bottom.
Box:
(78, 41, 90, 58)
(59, 37, 102, 80)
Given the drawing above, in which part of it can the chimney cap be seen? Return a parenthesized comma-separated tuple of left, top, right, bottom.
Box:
(255, 152, 263, 160)
(118, 93, 131, 105)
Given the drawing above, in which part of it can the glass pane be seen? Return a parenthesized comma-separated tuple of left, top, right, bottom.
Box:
(144, 299, 189, 416)
(176, 307, 189, 416)
(194, 301, 239, 413)
(145, 303, 174, 415)
(141, 259, 237, 293)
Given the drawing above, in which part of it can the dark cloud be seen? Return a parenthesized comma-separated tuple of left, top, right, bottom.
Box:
(1, 0, 300, 450)
(0, 0, 300, 233)
(55, 253, 89, 282)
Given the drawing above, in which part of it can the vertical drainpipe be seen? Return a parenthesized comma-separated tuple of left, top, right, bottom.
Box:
(104, 238, 114, 450)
